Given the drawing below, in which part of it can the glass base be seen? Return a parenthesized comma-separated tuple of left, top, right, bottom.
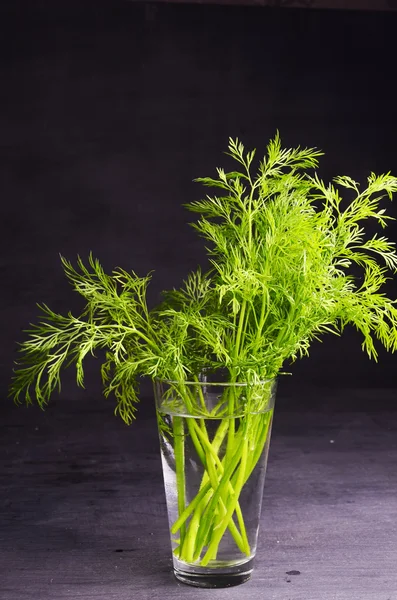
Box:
(173, 556, 254, 588)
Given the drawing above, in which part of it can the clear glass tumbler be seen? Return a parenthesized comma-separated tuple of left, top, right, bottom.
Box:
(154, 377, 277, 588)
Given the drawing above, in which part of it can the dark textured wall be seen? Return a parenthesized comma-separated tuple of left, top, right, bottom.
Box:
(1, 0, 397, 405)
(125, 0, 397, 9)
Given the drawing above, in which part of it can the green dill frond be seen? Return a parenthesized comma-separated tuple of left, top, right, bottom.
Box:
(9, 133, 397, 422)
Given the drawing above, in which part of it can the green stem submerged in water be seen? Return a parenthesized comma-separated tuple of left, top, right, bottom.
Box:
(158, 377, 275, 566)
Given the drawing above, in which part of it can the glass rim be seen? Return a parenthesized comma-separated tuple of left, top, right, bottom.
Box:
(155, 378, 276, 387)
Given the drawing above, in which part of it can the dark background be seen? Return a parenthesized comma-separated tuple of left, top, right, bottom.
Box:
(1, 4, 397, 598)
(1, 0, 397, 413)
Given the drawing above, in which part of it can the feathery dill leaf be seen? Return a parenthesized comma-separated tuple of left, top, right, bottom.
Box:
(9, 134, 397, 422)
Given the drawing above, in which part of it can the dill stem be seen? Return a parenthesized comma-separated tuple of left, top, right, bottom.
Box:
(201, 435, 249, 566)
(244, 410, 273, 484)
(173, 397, 273, 564)
(186, 383, 242, 550)
(171, 481, 212, 534)
(226, 298, 247, 459)
(195, 431, 246, 555)
(173, 416, 186, 547)
(254, 288, 270, 351)
(175, 416, 249, 560)
(185, 419, 206, 465)
(181, 507, 202, 563)
(234, 300, 247, 361)
(199, 419, 250, 561)
(188, 420, 248, 555)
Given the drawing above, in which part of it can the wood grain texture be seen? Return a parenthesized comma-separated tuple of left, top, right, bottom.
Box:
(1, 389, 396, 600)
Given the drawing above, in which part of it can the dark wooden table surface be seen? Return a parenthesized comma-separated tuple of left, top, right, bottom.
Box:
(1, 387, 396, 600)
